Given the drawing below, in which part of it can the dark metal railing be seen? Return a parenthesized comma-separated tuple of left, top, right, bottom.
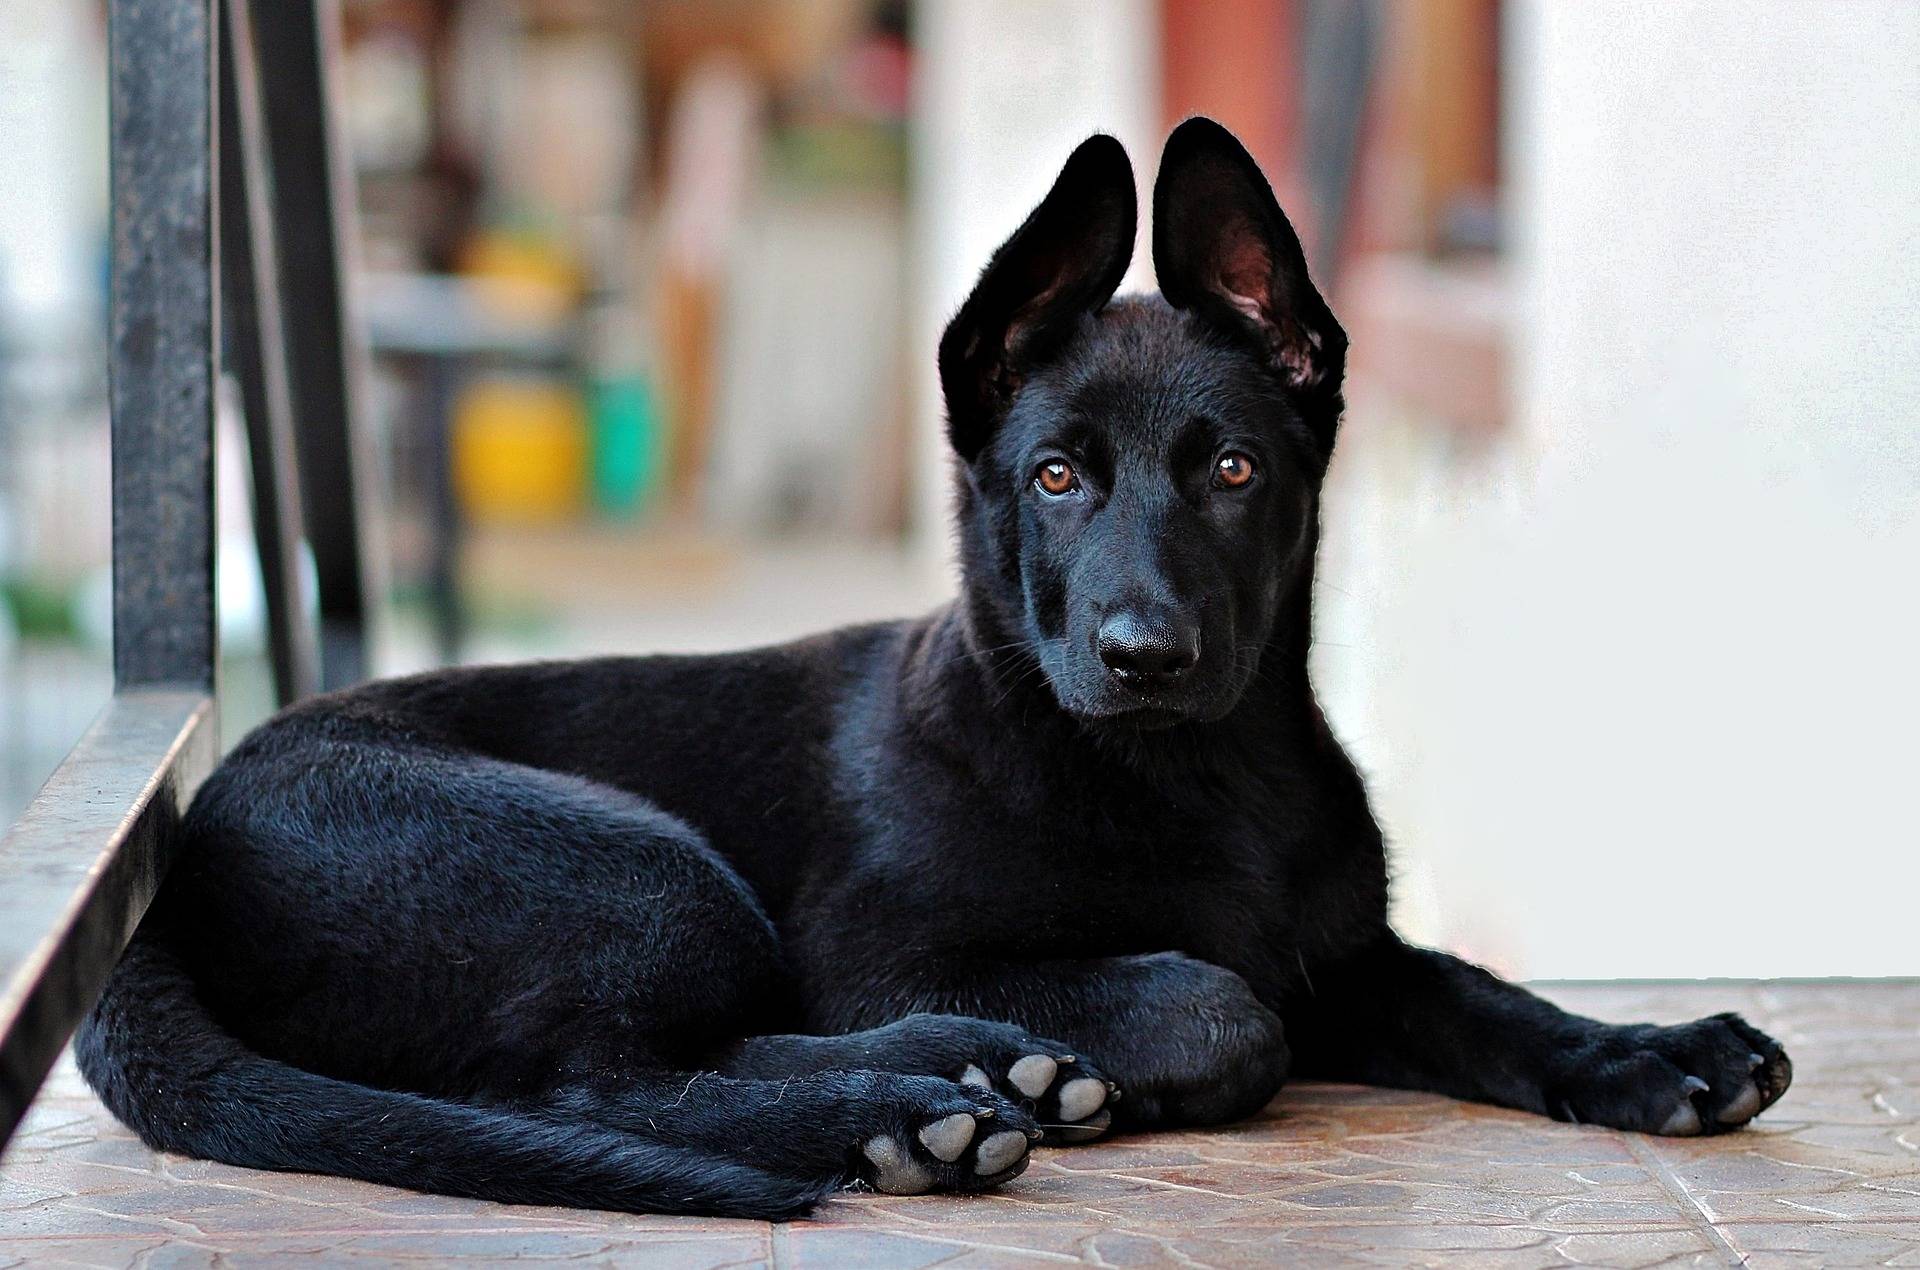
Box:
(222, 0, 319, 705)
(251, 0, 380, 693)
(0, 0, 370, 1150)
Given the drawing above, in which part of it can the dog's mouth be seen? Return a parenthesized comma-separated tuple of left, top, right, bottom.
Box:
(1050, 673, 1241, 731)
(1074, 701, 1193, 731)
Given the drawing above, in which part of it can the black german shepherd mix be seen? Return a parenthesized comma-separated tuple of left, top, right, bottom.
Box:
(78, 120, 1790, 1218)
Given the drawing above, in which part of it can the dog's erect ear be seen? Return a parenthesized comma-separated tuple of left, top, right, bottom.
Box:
(1154, 118, 1346, 420)
(939, 134, 1137, 462)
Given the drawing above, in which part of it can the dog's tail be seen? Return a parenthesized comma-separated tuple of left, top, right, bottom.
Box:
(73, 930, 831, 1219)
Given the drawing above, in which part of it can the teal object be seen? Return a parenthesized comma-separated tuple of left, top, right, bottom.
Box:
(588, 375, 660, 516)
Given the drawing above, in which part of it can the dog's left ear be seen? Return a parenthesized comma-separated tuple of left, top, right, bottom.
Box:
(1154, 118, 1346, 427)
(939, 134, 1137, 463)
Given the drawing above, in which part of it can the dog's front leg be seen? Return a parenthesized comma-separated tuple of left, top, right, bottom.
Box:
(1286, 935, 1793, 1134)
(872, 951, 1291, 1132)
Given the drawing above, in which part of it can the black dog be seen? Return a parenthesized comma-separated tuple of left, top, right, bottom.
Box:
(78, 119, 1790, 1219)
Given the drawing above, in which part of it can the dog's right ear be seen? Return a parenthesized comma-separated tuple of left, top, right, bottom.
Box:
(938, 135, 1137, 462)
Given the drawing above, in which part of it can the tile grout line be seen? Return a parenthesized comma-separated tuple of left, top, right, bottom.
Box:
(1623, 1135, 1749, 1268)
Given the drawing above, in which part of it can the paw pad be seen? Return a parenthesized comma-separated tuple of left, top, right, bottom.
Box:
(1056, 1076, 1107, 1121)
(1717, 1080, 1764, 1124)
(1007, 1054, 1058, 1098)
(917, 1111, 977, 1162)
(862, 1134, 936, 1195)
(858, 1095, 1037, 1195)
(994, 1051, 1116, 1143)
(973, 1129, 1029, 1175)
(1659, 1100, 1703, 1136)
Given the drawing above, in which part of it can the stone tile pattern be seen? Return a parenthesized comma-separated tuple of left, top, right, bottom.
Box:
(2, 982, 1914, 1268)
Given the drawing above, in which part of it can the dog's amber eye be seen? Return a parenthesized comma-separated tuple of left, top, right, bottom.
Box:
(1214, 452, 1256, 489)
(1035, 460, 1078, 496)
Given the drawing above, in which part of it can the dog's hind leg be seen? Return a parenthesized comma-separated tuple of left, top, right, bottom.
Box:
(155, 710, 1042, 1202)
(545, 1067, 1039, 1194)
(714, 1014, 1121, 1143)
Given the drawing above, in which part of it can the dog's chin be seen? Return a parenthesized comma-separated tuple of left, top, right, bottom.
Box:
(1050, 680, 1243, 733)
(1074, 702, 1191, 732)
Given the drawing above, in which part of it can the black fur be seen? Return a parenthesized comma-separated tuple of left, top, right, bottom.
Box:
(77, 118, 1791, 1218)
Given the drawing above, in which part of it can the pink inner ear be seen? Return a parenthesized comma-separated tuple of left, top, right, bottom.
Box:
(1213, 229, 1282, 338)
(1275, 335, 1322, 389)
(1215, 236, 1273, 323)
(1212, 230, 1321, 389)
(1003, 275, 1067, 358)
(1220, 286, 1266, 326)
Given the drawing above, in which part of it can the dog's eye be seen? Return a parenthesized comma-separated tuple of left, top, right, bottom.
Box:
(1213, 452, 1256, 489)
(1034, 460, 1079, 496)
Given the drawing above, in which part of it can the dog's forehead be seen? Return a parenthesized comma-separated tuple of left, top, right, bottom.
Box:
(1042, 295, 1274, 438)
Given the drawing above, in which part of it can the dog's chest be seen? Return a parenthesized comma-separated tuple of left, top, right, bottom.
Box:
(817, 701, 1385, 1003)
(934, 781, 1327, 996)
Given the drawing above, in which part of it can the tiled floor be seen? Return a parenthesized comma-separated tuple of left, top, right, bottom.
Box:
(1, 982, 1914, 1268)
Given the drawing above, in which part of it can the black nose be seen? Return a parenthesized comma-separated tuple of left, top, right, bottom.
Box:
(1097, 614, 1199, 687)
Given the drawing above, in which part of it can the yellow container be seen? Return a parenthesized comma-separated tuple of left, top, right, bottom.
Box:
(453, 377, 589, 522)
(460, 227, 583, 321)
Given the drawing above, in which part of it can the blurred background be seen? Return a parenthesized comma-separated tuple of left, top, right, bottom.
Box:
(1, 1, 1914, 979)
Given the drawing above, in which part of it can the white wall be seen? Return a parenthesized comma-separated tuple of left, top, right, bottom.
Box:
(907, 0, 1160, 571)
(1322, 1, 1920, 978)
(0, 1, 105, 334)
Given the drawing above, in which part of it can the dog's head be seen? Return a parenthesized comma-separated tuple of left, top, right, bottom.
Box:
(940, 119, 1347, 729)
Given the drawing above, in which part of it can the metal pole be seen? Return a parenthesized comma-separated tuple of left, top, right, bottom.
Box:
(109, 0, 220, 692)
(250, 0, 378, 690)
(220, 0, 319, 705)
(0, 0, 223, 1148)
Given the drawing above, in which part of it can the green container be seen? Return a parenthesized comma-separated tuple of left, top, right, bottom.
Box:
(588, 374, 661, 517)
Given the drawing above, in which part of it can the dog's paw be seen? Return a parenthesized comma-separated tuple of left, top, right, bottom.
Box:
(947, 1035, 1117, 1142)
(959, 1047, 1117, 1144)
(851, 1080, 1040, 1195)
(1548, 1013, 1792, 1136)
(874, 1013, 1120, 1144)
